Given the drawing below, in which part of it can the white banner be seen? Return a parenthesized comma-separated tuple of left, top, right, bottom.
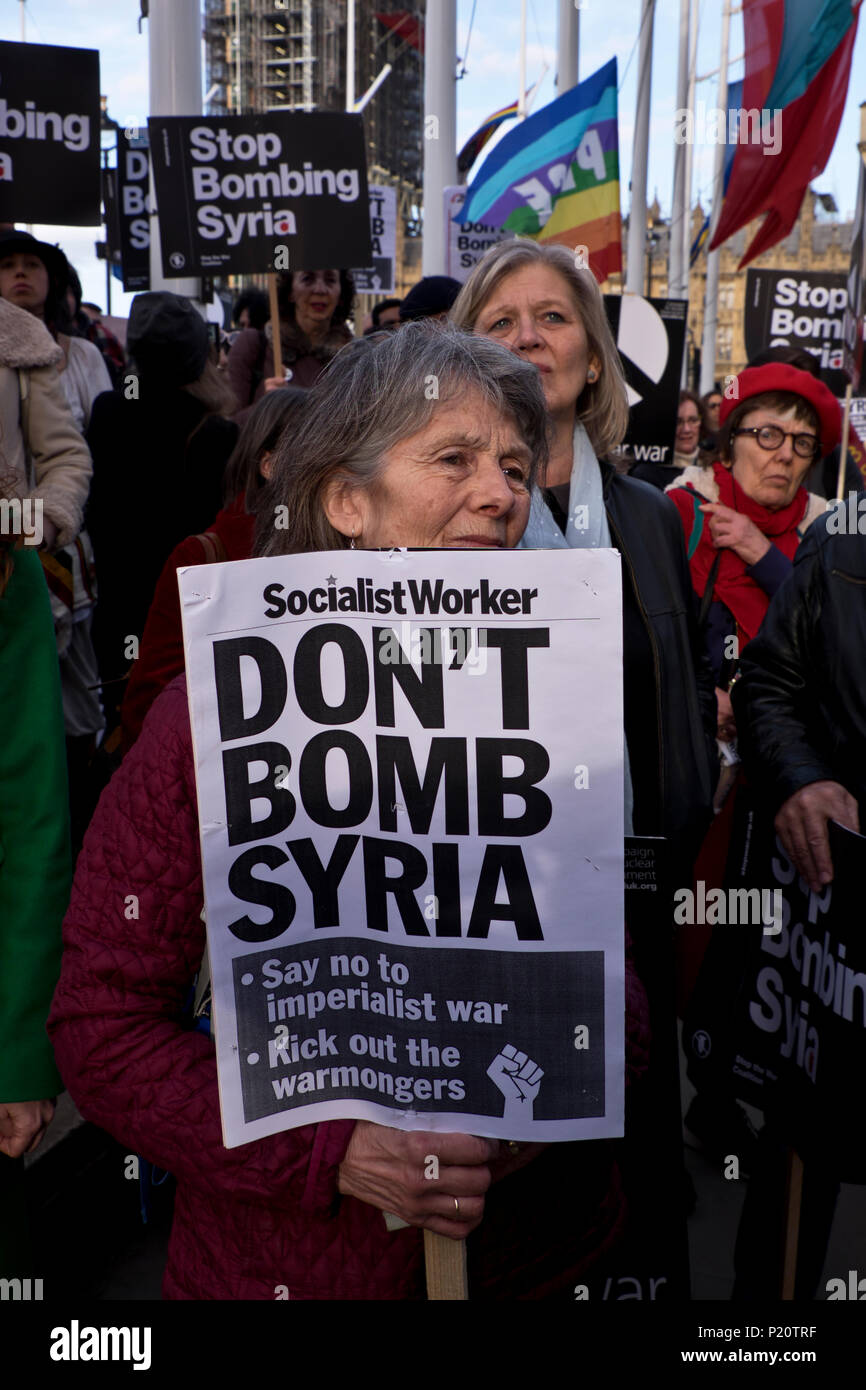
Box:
(444, 185, 513, 283)
(353, 184, 397, 294)
(180, 548, 624, 1148)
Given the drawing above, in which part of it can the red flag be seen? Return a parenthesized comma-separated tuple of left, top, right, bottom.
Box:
(375, 12, 424, 55)
(710, 0, 860, 267)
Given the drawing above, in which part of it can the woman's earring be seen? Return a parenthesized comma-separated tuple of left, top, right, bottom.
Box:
(350, 527, 356, 550)
(587, 369, 597, 382)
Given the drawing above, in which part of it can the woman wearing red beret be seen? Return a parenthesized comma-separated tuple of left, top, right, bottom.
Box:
(665, 364, 837, 744)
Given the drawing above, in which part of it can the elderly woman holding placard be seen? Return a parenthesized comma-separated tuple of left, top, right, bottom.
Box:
(49, 323, 649, 1301)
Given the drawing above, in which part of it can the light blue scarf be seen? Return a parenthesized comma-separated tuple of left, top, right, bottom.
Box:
(519, 421, 634, 834)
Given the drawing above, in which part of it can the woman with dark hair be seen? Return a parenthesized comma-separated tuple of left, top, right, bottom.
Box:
(86, 292, 238, 734)
(232, 287, 269, 332)
(64, 263, 126, 389)
(700, 388, 722, 452)
(226, 268, 355, 420)
(672, 390, 705, 470)
(120, 387, 308, 751)
(0, 230, 73, 337)
(629, 389, 711, 490)
(0, 231, 112, 434)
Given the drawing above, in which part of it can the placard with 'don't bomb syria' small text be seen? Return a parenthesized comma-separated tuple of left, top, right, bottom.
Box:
(179, 548, 624, 1148)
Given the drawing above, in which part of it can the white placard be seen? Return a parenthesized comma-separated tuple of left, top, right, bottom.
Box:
(353, 184, 397, 294)
(180, 548, 624, 1148)
(445, 185, 514, 283)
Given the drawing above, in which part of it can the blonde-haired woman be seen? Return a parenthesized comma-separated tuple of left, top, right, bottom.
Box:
(452, 240, 715, 857)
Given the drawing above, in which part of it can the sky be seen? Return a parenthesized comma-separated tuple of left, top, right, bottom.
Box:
(2, 0, 865, 317)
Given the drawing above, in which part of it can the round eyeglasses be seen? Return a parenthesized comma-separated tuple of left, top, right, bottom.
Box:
(732, 425, 820, 460)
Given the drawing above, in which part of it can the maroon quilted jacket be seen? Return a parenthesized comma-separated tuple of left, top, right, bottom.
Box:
(48, 676, 651, 1300)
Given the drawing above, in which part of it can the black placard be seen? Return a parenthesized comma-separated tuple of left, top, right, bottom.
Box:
(148, 112, 371, 277)
(113, 131, 150, 291)
(744, 268, 849, 396)
(697, 801, 866, 1181)
(116, 131, 150, 292)
(604, 295, 688, 467)
(234, 941, 605, 1126)
(0, 40, 100, 225)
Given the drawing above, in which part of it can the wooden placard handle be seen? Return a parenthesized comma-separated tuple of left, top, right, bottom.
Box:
(268, 272, 283, 381)
(780, 1148, 804, 1299)
(424, 1230, 469, 1300)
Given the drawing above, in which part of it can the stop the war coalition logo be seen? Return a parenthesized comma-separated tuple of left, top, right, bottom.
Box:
(149, 112, 371, 276)
(0, 40, 100, 224)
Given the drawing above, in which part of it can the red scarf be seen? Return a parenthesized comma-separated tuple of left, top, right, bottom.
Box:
(688, 461, 808, 646)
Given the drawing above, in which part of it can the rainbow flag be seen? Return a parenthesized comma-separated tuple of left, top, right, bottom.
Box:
(458, 99, 520, 180)
(457, 58, 621, 283)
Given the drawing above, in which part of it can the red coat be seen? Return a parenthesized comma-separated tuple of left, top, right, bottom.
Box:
(48, 677, 650, 1300)
(120, 497, 255, 752)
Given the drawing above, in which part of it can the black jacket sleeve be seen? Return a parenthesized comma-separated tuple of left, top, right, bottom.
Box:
(732, 521, 835, 814)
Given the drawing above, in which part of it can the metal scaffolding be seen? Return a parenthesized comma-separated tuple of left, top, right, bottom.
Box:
(204, 2, 423, 186)
(202, 2, 424, 289)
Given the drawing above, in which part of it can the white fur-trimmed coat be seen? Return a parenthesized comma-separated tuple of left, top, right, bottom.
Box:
(0, 297, 92, 547)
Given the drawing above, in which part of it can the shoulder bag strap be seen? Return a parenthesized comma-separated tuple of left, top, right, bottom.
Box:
(681, 486, 720, 627)
(685, 488, 706, 560)
(192, 531, 228, 565)
(698, 551, 722, 628)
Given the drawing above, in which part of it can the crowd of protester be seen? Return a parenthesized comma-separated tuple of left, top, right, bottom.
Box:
(1, 230, 862, 1299)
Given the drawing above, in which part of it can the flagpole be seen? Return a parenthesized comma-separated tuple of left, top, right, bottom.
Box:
(557, 0, 579, 93)
(682, 0, 699, 382)
(700, 0, 732, 394)
(346, 0, 356, 112)
(422, 0, 457, 276)
(526, 65, 550, 114)
(683, 0, 699, 272)
(518, 0, 528, 117)
(148, 0, 202, 297)
(669, 0, 690, 299)
(625, 0, 656, 294)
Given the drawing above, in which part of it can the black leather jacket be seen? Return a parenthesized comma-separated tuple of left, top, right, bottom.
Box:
(599, 461, 716, 854)
(733, 508, 866, 816)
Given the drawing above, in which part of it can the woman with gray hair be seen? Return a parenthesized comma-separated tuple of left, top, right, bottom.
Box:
(452, 241, 716, 859)
(254, 320, 545, 556)
(49, 320, 650, 1301)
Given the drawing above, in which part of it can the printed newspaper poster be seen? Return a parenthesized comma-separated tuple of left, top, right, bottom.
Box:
(180, 548, 624, 1148)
